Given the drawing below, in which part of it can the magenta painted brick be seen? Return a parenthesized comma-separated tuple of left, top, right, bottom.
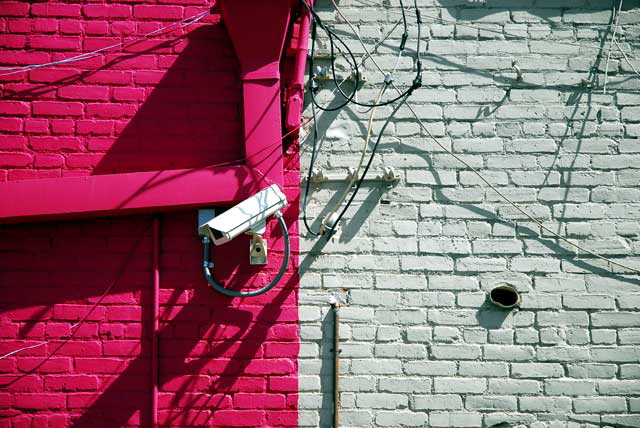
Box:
(1, 2, 30, 16)
(17, 358, 71, 374)
(0, 51, 50, 66)
(59, 20, 82, 35)
(86, 103, 137, 118)
(234, 393, 287, 409)
(83, 4, 132, 18)
(0, 34, 27, 49)
(0, 153, 33, 167)
(31, 3, 81, 17)
(32, 101, 83, 116)
(0, 3, 306, 427)
(84, 21, 110, 36)
(58, 85, 110, 101)
(133, 5, 184, 19)
(84, 70, 133, 85)
(52, 305, 105, 321)
(0, 118, 23, 133)
(0, 136, 27, 150)
(65, 153, 103, 168)
(30, 36, 80, 51)
(34, 155, 65, 168)
(30, 136, 82, 151)
(0, 101, 30, 116)
(14, 394, 66, 410)
(211, 410, 266, 427)
(0, 375, 43, 392)
(50, 119, 75, 134)
(29, 69, 79, 83)
(44, 375, 99, 391)
(32, 19, 59, 34)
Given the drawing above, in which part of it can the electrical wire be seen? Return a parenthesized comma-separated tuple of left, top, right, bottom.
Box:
(321, 84, 389, 233)
(203, 212, 291, 297)
(603, 0, 624, 94)
(321, 0, 422, 233)
(301, 101, 322, 236)
(616, 39, 640, 78)
(303, 0, 421, 111)
(326, 92, 412, 235)
(303, 0, 359, 112)
(300, 15, 406, 236)
(301, 0, 422, 235)
(322, 0, 640, 275)
(314, 0, 416, 233)
(326, 0, 419, 108)
(0, 10, 210, 76)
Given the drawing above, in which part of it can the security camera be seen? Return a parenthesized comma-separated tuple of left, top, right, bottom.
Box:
(198, 184, 288, 246)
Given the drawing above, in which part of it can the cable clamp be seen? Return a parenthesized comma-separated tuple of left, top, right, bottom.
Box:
(384, 74, 394, 85)
(400, 33, 408, 50)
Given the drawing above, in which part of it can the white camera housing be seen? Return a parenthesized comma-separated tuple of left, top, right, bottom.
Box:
(198, 184, 288, 246)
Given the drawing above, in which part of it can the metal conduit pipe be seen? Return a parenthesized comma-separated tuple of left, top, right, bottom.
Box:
(151, 217, 160, 428)
(331, 300, 340, 428)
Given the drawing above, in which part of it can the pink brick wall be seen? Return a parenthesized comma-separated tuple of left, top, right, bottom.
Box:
(0, 1, 301, 426)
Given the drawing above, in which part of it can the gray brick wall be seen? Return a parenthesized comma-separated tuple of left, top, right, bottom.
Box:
(299, 1, 640, 427)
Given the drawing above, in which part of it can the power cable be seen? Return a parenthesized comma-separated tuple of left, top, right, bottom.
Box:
(302, 0, 421, 111)
(302, 101, 323, 236)
(603, 0, 624, 94)
(321, 84, 389, 233)
(319, 0, 422, 233)
(322, 0, 422, 234)
(0, 10, 210, 76)
(300, 15, 407, 236)
(326, 91, 413, 235)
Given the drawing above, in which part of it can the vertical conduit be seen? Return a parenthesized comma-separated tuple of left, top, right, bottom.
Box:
(332, 302, 340, 428)
(152, 217, 160, 428)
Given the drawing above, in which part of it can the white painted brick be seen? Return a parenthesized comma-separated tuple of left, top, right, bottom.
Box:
(376, 411, 428, 427)
(466, 396, 517, 411)
(413, 394, 463, 410)
(298, 3, 640, 426)
(519, 396, 572, 412)
(404, 361, 457, 376)
(429, 412, 482, 427)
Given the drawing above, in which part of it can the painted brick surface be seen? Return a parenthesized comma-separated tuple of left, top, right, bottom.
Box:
(299, 1, 640, 427)
(0, 2, 301, 427)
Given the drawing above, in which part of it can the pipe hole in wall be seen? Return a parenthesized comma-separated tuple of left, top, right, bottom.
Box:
(489, 285, 521, 309)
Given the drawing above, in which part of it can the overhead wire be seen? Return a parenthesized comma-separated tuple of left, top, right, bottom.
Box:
(0, 10, 210, 76)
(321, 84, 389, 233)
(315, 0, 640, 274)
(603, 0, 624, 94)
(302, 0, 421, 111)
(300, 10, 409, 236)
(321, 0, 423, 235)
(319, 0, 410, 232)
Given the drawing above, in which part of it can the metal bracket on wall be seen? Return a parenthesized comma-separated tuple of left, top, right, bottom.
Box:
(307, 167, 399, 187)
